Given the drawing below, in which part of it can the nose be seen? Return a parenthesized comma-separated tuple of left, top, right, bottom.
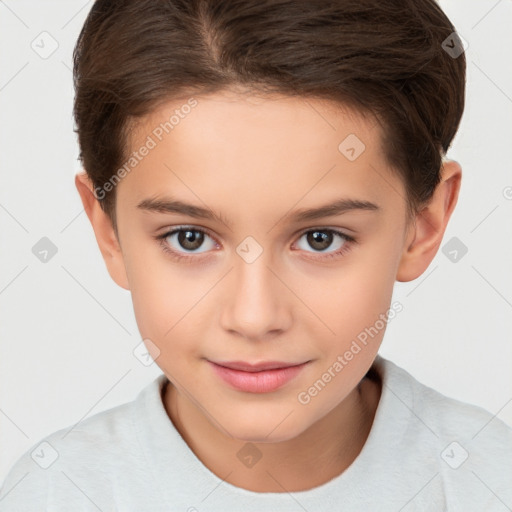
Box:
(219, 249, 292, 342)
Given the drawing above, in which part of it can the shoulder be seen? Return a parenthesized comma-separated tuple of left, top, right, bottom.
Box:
(374, 356, 512, 510)
(0, 375, 166, 511)
(378, 356, 512, 442)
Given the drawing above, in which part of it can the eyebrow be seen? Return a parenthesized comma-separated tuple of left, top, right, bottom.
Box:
(136, 196, 380, 227)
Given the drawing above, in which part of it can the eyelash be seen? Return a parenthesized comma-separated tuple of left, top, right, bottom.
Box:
(154, 226, 357, 264)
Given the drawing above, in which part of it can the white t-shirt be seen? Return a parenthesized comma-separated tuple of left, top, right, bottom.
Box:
(1, 355, 511, 511)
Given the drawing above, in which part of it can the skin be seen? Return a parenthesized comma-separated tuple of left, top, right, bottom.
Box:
(75, 88, 461, 492)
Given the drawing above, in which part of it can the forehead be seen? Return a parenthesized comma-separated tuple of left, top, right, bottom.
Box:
(118, 90, 405, 216)
(130, 90, 376, 151)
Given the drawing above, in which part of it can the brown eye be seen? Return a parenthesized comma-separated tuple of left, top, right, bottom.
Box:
(176, 229, 205, 251)
(306, 230, 334, 251)
(292, 228, 356, 260)
(297, 229, 350, 254)
(158, 226, 218, 257)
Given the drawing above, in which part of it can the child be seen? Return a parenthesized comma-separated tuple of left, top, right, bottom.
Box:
(1, 0, 511, 510)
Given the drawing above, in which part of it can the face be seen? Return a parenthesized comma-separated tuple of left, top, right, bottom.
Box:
(113, 89, 411, 442)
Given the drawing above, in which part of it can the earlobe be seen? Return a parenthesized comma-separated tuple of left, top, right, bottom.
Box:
(396, 160, 462, 282)
(74, 172, 130, 290)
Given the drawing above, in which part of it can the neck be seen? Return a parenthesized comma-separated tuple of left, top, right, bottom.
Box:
(163, 370, 381, 493)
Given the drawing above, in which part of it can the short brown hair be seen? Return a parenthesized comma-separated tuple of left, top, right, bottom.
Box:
(73, 0, 466, 233)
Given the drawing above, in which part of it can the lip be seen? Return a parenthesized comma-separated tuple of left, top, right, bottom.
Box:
(208, 360, 310, 393)
(213, 360, 306, 372)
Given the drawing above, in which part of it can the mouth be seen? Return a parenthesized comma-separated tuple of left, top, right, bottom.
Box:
(207, 360, 311, 393)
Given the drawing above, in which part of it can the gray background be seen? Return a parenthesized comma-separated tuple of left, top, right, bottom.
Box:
(1, 0, 511, 485)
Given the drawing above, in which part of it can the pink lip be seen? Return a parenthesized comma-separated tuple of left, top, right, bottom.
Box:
(208, 360, 310, 393)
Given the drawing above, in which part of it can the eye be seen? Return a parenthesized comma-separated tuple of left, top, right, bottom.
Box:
(155, 225, 356, 263)
(155, 226, 218, 260)
(293, 228, 355, 259)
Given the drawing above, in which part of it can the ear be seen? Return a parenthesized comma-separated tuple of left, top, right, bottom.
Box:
(75, 171, 130, 290)
(396, 160, 462, 282)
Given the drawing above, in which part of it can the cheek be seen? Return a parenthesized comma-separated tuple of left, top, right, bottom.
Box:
(125, 244, 211, 352)
(311, 245, 398, 335)
(297, 258, 398, 414)
(344, 264, 394, 322)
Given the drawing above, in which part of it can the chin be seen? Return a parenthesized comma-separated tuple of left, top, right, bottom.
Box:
(233, 427, 302, 444)
(219, 410, 309, 444)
